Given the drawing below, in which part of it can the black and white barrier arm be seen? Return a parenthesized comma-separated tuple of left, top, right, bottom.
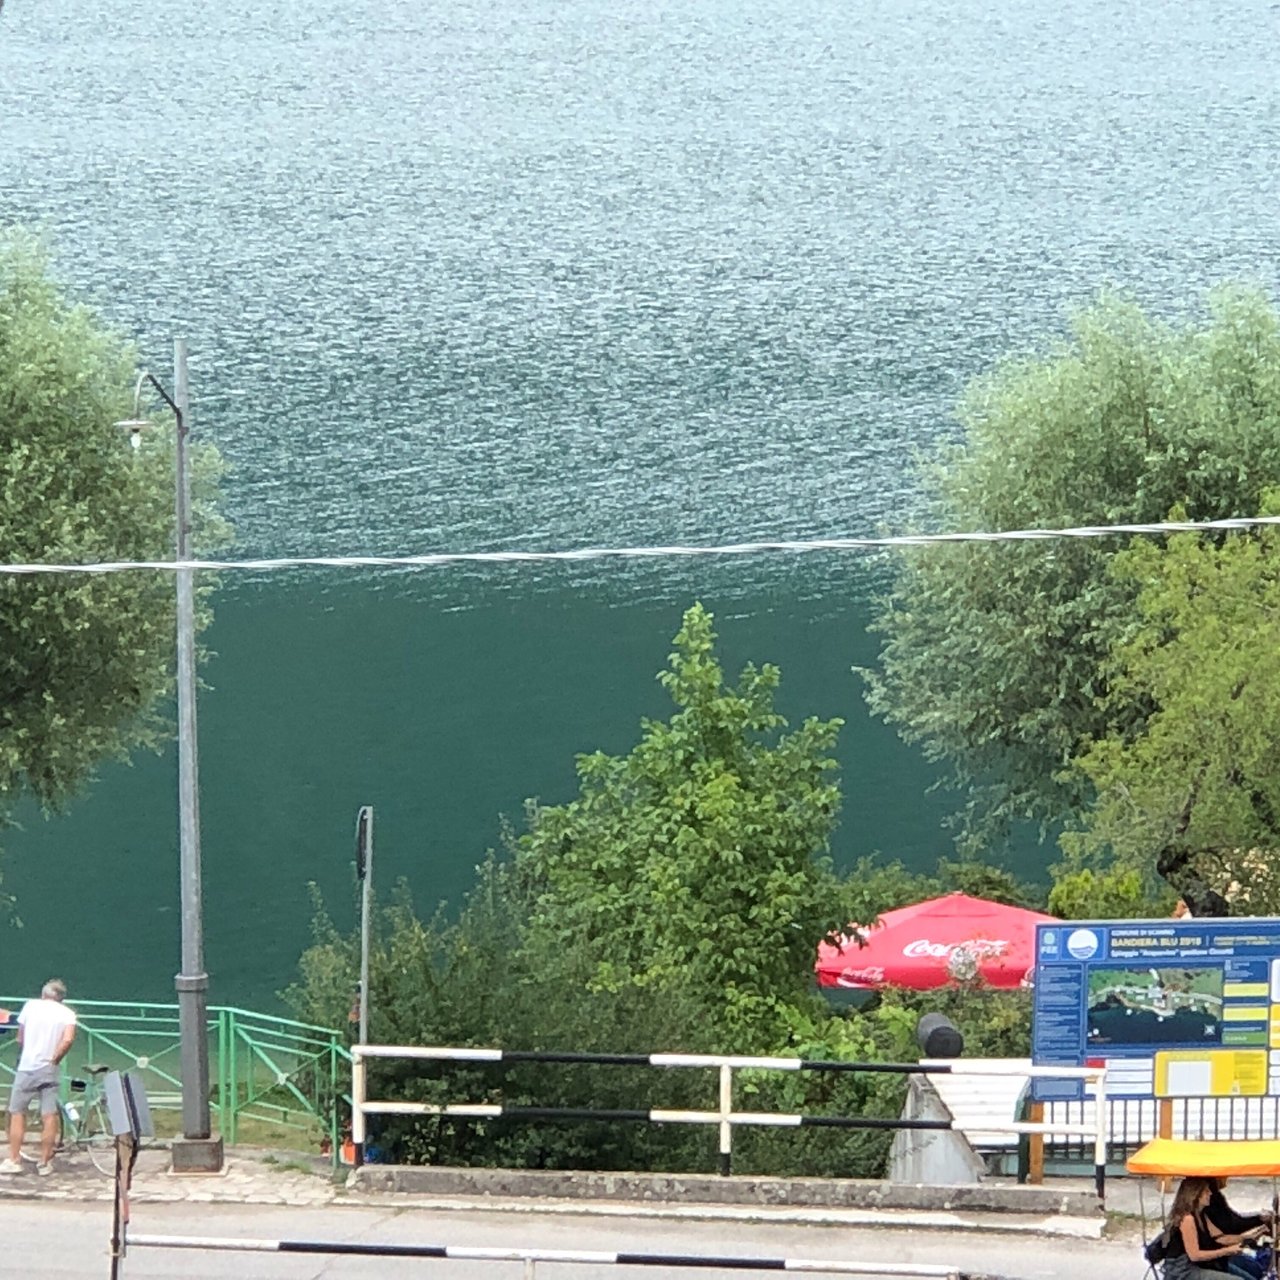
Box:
(124, 1233, 970, 1277)
(350, 1045, 1109, 1197)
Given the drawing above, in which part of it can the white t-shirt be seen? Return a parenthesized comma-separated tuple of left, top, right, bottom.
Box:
(17, 998, 76, 1072)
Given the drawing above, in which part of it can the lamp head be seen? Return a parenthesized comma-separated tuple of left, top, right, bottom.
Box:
(115, 418, 150, 450)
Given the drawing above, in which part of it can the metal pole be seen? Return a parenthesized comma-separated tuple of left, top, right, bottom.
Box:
(359, 807, 373, 1049)
(172, 339, 221, 1171)
(109, 1136, 123, 1280)
(1092, 1065, 1108, 1203)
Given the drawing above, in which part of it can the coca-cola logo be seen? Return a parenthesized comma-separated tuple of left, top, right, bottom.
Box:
(902, 937, 1009, 959)
(837, 966, 885, 986)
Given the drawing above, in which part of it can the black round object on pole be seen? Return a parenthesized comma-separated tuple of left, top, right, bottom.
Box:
(917, 1012, 964, 1058)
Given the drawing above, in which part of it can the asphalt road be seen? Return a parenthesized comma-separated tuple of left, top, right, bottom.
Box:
(8, 1200, 1141, 1280)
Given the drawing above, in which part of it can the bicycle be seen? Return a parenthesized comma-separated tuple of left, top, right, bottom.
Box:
(57, 1064, 117, 1176)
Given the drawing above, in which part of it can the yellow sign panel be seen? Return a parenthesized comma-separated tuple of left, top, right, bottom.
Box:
(1155, 1050, 1269, 1098)
(1223, 1006, 1269, 1022)
(1224, 983, 1270, 999)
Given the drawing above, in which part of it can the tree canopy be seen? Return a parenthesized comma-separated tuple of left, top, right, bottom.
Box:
(1061, 515, 1280, 914)
(513, 602, 850, 1040)
(0, 232, 227, 877)
(863, 289, 1280, 861)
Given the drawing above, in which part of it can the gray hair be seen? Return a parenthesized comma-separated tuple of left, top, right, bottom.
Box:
(41, 979, 66, 1001)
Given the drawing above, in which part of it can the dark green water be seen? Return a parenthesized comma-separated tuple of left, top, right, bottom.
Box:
(5, 570, 957, 1002)
(2, 0, 1278, 1005)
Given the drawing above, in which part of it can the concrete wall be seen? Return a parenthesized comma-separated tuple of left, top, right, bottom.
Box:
(350, 1164, 1101, 1216)
(888, 1075, 988, 1186)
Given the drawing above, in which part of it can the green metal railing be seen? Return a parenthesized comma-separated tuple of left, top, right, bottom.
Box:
(0, 998, 350, 1165)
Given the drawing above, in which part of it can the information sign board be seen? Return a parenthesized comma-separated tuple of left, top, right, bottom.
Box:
(1032, 919, 1280, 1101)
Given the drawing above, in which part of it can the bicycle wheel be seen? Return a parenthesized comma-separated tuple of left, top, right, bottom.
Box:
(81, 1100, 118, 1177)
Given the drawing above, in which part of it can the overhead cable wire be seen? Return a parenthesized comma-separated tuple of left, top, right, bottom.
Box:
(3, 513, 1280, 577)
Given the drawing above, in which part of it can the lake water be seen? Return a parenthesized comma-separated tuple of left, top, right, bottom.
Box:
(2, 0, 1278, 1007)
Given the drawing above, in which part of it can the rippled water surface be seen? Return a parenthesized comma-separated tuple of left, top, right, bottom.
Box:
(2, 0, 1278, 1003)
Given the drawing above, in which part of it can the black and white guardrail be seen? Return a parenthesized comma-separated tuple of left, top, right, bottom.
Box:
(126, 1233, 968, 1276)
(349, 1045, 1109, 1196)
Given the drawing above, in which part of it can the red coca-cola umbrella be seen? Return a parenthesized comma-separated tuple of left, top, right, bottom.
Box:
(815, 891, 1059, 991)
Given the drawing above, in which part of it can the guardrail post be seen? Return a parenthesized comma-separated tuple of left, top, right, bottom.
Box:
(1027, 1102, 1044, 1185)
(523, 1259, 536, 1279)
(1092, 1067, 1108, 1203)
(230, 1009, 240, 1145)
(352, 1048, 366, 1167)
(329, 1039, 340, 1171)
(1156, 1095, 1175, 1193)
(217, 1009, 228, 1140)
(718, 1063, 732, 1177)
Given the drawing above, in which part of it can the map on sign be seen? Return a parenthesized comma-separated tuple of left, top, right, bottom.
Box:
(1031, 919, 1280, 1101)
(1086, 966, 1223, 1046)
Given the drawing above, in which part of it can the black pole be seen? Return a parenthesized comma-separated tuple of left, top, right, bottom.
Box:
(109, 1140, 123, 1280)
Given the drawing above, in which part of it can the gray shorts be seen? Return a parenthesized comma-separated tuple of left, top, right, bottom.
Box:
(8, 1065, 60, 1116)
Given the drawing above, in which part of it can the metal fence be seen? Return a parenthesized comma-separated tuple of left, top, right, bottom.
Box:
(1044, 1094, 1280, 1162)
(0, 998, 349, 1162)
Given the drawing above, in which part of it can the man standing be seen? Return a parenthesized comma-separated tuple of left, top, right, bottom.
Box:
(0, 979, 77, 1176)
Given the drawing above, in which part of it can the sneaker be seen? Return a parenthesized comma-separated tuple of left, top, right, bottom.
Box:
(35, 1162, 53, 1177)
(0, 1158, 23, 1175)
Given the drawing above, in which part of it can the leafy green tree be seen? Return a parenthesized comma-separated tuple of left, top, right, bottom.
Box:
(1061, 517, 1280, 914)
(515, 602, 850, 1043)
(287, 865, 743, 1173)
(863, 290, 1280, 853)
(1046, 865, 1170, 921)
(0, 231, 227, 887)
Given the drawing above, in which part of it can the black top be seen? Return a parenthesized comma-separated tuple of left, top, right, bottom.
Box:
(1164, 1216, 1192, 1261)
(1162, 1213, 1227, 1269)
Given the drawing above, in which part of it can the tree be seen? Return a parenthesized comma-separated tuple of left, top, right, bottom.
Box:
(862, 289, 1280, 853)
(0, 232, 227, 884)
(1045, 865, 1169, 921)
(1061, 516, 1280, 914)
(514, 602, 851, 1042)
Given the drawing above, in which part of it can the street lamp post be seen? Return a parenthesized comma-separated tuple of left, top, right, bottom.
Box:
(118, 339, 223, 1173)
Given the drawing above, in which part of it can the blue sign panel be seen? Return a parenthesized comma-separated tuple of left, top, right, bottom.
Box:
(1032, 920, 1280, 1101)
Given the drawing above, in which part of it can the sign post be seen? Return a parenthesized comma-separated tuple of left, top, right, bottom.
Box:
(107, 1071, 155, 1280)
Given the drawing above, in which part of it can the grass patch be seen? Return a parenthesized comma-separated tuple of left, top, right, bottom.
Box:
(261, 1155, 317, 1176)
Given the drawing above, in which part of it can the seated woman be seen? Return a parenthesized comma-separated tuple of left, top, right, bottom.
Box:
(1163, 1177, 1251, 1280)
(1201, 1178, 1271, 1280)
